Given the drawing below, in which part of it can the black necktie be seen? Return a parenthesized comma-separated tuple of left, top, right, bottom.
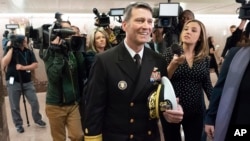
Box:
(134, 54, 141, 69)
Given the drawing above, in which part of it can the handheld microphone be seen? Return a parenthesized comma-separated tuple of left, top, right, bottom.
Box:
(171, 43, 183, 56)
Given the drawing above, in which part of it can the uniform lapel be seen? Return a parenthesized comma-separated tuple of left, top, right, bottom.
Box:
(131, 48, 155, 100)
(116, 44, 139, 82)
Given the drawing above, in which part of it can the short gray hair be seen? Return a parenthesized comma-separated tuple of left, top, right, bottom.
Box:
(123, 2, 153, 22)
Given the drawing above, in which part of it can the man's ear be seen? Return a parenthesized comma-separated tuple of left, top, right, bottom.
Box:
(121, 21, 127, 32)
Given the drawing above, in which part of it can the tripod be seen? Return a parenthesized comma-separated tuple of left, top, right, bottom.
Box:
(14, 50, 30, 127)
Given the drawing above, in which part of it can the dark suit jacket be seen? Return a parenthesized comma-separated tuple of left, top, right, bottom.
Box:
(221, 36, 232, 58)
(147, 40, 168, 55)
(83, 42, 168, 141)
(206, 47, 250, 140)
(221, 28, 243, 58)
(205, 47, 240, 126)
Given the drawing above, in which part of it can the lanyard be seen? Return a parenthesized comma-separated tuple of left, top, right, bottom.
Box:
(19, 51, 27, 64)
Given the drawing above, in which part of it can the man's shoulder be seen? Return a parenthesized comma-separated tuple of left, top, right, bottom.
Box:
(99, 43, 122, 57)
(24, 48, 35, 56)
(228, 47, 241, 54)
(144, 47, 166, 60)
(24, 47, 33, 52)
(226, 35, 232, 40)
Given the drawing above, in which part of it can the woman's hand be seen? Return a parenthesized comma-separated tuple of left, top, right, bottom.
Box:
(171, 54, 186, 65)
(167, 54, 186, 79)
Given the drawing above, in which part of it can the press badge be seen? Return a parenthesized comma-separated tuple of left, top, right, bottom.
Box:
(9, 76, 14, 85)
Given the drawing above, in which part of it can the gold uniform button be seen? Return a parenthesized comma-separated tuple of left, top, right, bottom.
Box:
(85, 128, 88, 134)
(148, 130, 152, 135)
(130, 118, 134, 123)
(130, 102, 134, 107)
(130, 134, 134, 139)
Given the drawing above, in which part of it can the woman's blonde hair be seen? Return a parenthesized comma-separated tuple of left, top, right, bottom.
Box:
(88, 27, 110, 53)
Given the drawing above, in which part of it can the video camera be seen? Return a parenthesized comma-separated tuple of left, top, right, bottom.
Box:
(8, 35, 25, 49)
(93, 8, 125, 46)
(93, 8, 125, 26)
(236, 0, 250, 19)
(27, 12, 86, 52)
(93, 8, 110, 27)
(5, 24, 22, 49)
(5, 24, 19, 32)
(153, 3, 180, 28)
(109, 8, 125, 45)
(109, 8, 124, 23)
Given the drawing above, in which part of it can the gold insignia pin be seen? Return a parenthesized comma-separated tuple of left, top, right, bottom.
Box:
(118, 80, 127, 90)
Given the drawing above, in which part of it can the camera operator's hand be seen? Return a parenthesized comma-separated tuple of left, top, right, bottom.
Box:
(6, 45, 14, 51)
(1, 46, 14, 69)
(16, 62, 38, 71)
(51, 36, 63, 45)
(16, 64, 25, 70)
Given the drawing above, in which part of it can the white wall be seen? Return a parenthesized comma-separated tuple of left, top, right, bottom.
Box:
(0, 13, 123, 37)
(196, 14, 240, 57)
(0, 13, 243, 82)
(0, 13, 240, 47)
(0, 13, 242, 55)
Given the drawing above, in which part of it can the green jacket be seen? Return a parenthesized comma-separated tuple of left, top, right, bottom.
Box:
(43, 49, 84, 106)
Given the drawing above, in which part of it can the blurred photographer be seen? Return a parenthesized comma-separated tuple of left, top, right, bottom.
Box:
(1, 34, 46, 133)
(93, 8, 125, 47)
(165, 9, 195, 48)
(42, 20, 84, 141)
(148, 19, 167, 55)
(2, 30, 9, 53)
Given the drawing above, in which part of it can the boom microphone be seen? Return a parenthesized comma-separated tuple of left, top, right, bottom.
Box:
(171, 43, 183, 56)
(235, 0, 246, 4)
(53, 28, 76, 35)
(93, 8, 100, 18)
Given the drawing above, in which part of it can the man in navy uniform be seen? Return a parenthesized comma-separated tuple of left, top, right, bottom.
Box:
(83, 2, 184, 141)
